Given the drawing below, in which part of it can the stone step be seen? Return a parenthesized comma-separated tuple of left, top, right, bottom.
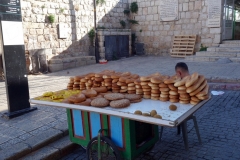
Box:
(229, 57, 240, 63)
(19, 136, 78, 160)
(185, 56, 220, 62)
(207, 47, 240, 52)
(195, 51, 239, 57)
(222, 40, 240, 44)
(219, 44, 240, 47)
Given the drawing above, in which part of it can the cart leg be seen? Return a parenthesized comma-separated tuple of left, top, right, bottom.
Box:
(181, 121, 189, 151)
(192, 115, 202, 144)
(159, 126, 163, 141)
(177, 125, 181, 135)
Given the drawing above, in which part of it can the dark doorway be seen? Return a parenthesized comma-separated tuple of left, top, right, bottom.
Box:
(104, 35, 129, 61)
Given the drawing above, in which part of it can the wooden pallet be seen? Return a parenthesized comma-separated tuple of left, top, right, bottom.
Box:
(171, 35, 197, 58)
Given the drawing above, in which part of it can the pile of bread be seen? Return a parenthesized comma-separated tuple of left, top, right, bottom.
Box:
(63, 89, 142, 108)
(67, 70, 209, 105)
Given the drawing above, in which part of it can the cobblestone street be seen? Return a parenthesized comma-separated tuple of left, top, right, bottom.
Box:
(61, 91, 240, 160)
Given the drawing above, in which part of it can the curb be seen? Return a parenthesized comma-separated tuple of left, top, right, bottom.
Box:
(209, 82, 240, 90)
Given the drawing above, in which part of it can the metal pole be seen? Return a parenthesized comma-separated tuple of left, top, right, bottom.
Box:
(93, 0, 99, 63)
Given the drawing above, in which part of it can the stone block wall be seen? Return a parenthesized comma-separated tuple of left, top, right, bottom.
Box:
(21, 0, 129, 59)
(130, 0, 222, 56)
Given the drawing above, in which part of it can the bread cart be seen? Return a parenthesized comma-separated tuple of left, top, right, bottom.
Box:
(30, 95, 210, 160)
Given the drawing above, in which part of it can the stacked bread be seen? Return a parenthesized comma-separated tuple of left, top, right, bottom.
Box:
(66, 70, 209, 105)
(162, 75, 181, 103)
(111, 73, 121, 93)
(140, 76, 151, 99)
(174, 72, 209, 105)
(149, 76, 162, 100)
(134, 79, 143, 96)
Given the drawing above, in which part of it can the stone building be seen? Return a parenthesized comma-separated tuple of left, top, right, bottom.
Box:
(6, 0, 239, 72)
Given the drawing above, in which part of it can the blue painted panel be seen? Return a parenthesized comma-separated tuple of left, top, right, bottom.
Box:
(90, 112, 101, 138)
(72, 110, 84, 137)
(110, 116, 123, 148)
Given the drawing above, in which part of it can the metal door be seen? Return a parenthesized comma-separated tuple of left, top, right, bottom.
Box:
(223, 0, 234, 40)
(105, 35, 129, 61)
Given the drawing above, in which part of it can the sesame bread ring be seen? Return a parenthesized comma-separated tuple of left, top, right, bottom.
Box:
(160, 88, 170, 92)
(151, 89, 160, 94)
(197, 94, 209, 100)
(140, 76, 151, 82)
(164, 75, 181, 84)
(189, 80, 207, 96)
(191, 96, 200, 102)
(159, 83, 168, 88)
(150, 76, 162, 84)
(151, 96, 159, 100)
(178, 85, 187, 91)
(151, 86, 159, 90)
(151, 93, 160, 97)
(124, 94, 142, 101)
(186, 72, 199, 88)
(160, 94, 169, 98)
(159, 97, 169, 102)
(143, 88, 151, 92)
(130, 99, 142, 103)
(128, 83, 135, 87)
(127, 90, 136, 94)
(128, 87, 136, 91)
(190, 100, 199, 105)
(196, 84, 209, 97)
(91, 98, 109, 107)
(179, 93, 190, 99)
(126, 79, 135, 84)
(179, 100, 190, 104)
(111, 74, 120, 79)
(121, 86, 128, 90)
(76, 99, 92, 106)
(186, 75, 205, 93)
(112, 79, 119, 83)
(134, 79, 141, 85)
(110, 99, 130, 108)
(143, 91, 151, 95)
(117, 81, 127, 86)
(141, 81, 149, 86)
(143, 95, 151, 99)
(169, 95, 179, 99)
(91, 87, 108, 93)
(81, 89, 98, 98)
(178, 90, 187, 94)
(119, 77, 127, 83)
(161, 91, 169, 95)
(95, 77, 104, 82)
(174, 75, 190, 87)
(68, 94, 86, 103)
(168, 84, 178, 91)
(142, 85, 151, 89)
(169, 90, 178, 96)
(104, 93, 125, 100)
(169, 98, 179, 103)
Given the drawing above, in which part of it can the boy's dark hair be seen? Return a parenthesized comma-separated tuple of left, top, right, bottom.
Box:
(175, 62, 189, 72)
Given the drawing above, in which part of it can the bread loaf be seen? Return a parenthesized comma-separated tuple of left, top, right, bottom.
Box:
(186, 75, 205, 93)
(185, 72, 199, 87)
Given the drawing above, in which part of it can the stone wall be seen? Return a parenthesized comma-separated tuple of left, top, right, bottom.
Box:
(130, 0, 222, 56)
(21, 0, 129, 59)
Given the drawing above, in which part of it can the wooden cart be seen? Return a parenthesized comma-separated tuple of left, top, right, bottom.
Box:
(30, 96, 210, 160)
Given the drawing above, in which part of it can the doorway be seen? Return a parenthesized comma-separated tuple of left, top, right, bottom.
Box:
(222, 0, 240, 40)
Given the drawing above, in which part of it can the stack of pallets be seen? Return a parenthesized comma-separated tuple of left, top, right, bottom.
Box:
(171, 35, 197, 57)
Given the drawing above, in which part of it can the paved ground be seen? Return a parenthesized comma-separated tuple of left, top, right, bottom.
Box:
(0, 56, 240, 159)
(61, 91, 240, 160)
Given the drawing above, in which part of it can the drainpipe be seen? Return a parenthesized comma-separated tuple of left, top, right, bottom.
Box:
(93, 0, 99, 63)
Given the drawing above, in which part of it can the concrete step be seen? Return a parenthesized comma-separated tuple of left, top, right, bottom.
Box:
(19, 136, 78, 160)
(219, 44, 240, 47)
(207, 47, 240, 52)
(195, 51, 239, 57)
(229, 57, 240, 63)
(0, 127, 78, 160)
(185, 56, 221, 62)
(222, 40, 240, 44)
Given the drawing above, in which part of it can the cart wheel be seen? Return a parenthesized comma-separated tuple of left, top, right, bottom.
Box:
(86, 136, 121, 160)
